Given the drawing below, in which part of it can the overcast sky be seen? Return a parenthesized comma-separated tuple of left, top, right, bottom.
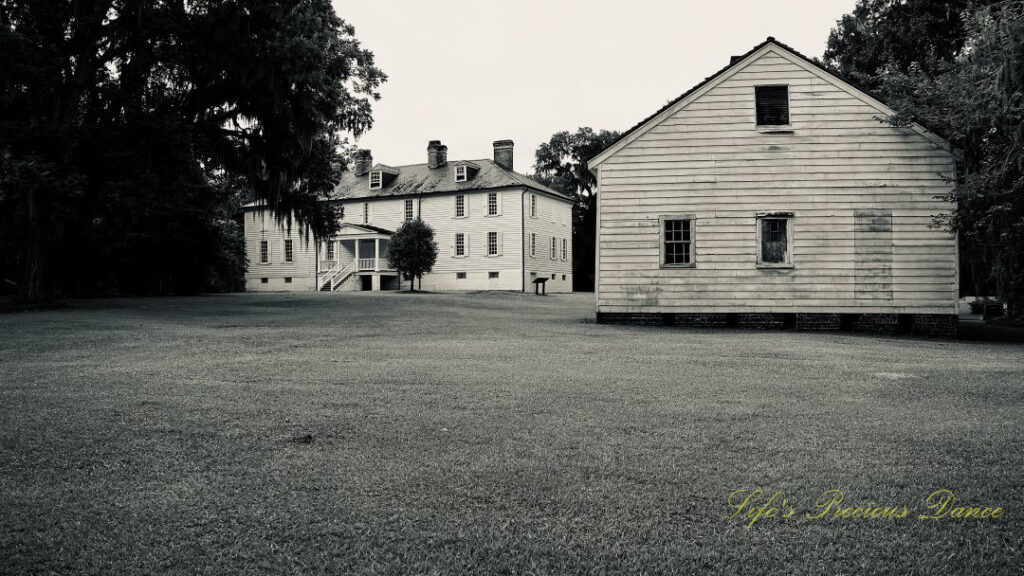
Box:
(332, 1, 857, 173)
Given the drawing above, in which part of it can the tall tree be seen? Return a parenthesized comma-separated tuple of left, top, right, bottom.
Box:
(0, 0, 385, 302)
(533, 127, 620, 291)
(387, 219, 438, 291)
(825, 0, 1024, 318)
(823, 0, 989, 94)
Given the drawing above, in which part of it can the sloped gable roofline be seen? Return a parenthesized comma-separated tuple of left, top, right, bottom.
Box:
(587, 38, 956, 171)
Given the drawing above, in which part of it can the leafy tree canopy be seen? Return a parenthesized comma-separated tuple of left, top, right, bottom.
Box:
(386, 219, 438, 291)
(0, 0, 385, 301)
(533, 127, 620, 291)
(825, 0, 1024, 318)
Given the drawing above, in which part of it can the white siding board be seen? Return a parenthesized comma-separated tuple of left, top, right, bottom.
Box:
(594, 47, 957, 315)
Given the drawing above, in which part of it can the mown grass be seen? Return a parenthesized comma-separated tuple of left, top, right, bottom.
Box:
(1, 292, 1022, 575)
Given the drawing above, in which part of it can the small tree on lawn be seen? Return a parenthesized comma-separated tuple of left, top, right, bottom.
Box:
(387, 219, 438, 291)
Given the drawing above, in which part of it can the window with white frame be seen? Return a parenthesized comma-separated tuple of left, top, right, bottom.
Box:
(455, 166, 468, 182)
(259, 240, 269, 263)
(455, 194, 465, 217)
(404, 199, 414, 222)
(487, 192, 498, 215)
(369, 170, 382, 189)
(530, 194, 537, 218)
(757, 213, 792, 265)
(550, 236, 556, 259)
(454, 233, 465, 257)
(362, 202, 369, 224)
(661, 217, 694, 267)
(487, 231, 499, 256)
(530, 233, 536, 257)
(326, 241, 335, 260)
(561, 238, 567, 261)
(284, 239, 294, 263)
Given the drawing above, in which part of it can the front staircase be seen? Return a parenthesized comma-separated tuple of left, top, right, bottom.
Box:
(318, 262, 354, 292)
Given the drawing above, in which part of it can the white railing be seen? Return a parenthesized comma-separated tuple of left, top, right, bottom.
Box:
(318, 260, 353, 291)
(355, 258, 394, 271)
(330, 263, 354, 291)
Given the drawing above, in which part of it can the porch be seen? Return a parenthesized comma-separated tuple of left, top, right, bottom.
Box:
(317, 224, 398, 291)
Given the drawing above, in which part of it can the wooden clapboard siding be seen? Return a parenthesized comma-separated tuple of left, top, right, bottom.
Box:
(523, 191, 574, 292)
(415, 188, 524, 292)
(243, 210, 317, 291)
(593, 44, 957, 315)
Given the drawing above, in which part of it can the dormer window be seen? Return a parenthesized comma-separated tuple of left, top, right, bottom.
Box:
(369, 170, 383, 190)
(454, 161, 479, 183)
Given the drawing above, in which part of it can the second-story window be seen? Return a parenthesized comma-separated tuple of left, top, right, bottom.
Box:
(455, 194, 465, 217)
(326, 241, 335, 260)
(455, 165, 468, 182)
(561, 238, 567, 260)
(530, 194, 537, 218)
(487, 192, 498, 216)
(404, 199, 414, 222)
(530, 233, 536, 257)
(550, 236, 556, 259)
(369, 170, 382, 190)
(362, 202, 369, 224)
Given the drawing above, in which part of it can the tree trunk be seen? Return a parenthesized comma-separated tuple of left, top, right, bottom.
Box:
(16, 187, 49, 304)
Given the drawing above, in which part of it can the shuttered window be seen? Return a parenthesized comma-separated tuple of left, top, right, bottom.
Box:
(755, 85, 789, 126)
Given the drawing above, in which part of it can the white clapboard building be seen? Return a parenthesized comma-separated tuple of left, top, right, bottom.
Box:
(244, 140, 573, 293)
(587, 38, 959, 336)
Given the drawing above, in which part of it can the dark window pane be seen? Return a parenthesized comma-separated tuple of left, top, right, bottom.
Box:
(664, 219, 693, 265)
(761, 218, 788, 263)
(755, 86, 789, 126)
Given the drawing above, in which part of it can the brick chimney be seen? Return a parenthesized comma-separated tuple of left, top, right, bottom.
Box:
(428, 140, 447, 169)
(354, 149, 373, 176)
(493, 140, 514, 171)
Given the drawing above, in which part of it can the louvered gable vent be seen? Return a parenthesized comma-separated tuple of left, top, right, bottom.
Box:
(755, 85, 789, 126)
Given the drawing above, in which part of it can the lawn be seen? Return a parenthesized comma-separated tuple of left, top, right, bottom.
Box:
(1, 291, 1022, 575)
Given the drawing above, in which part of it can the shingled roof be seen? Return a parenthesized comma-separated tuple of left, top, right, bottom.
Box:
(332, 159, 568, 201)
